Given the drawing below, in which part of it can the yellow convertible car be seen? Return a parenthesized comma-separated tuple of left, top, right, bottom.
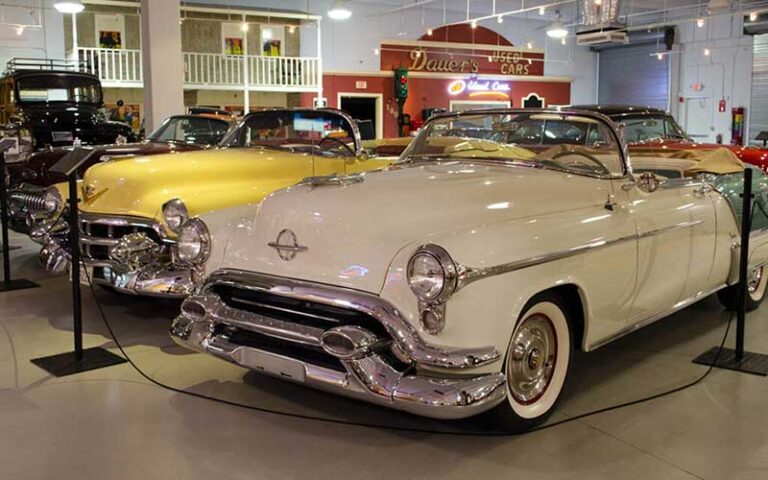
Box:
(37, 108, 394, 297)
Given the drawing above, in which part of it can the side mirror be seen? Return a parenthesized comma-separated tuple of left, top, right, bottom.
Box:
(636, 171, 662, 193)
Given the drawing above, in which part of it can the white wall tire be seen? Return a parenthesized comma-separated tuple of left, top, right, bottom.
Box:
(481, 291, 573, 432)
(718, 265, 768, 311)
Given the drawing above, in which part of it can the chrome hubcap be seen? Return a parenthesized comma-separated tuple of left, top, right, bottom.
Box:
(508, 314, 557, 405)
(748, 266, 764, 295)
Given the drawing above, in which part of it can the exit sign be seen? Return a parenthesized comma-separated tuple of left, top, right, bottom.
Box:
(355, 80, 367, 89)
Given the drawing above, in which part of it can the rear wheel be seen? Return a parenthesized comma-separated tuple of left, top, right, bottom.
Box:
(482, 291, 573, 432)
(717, 265, 768, 311)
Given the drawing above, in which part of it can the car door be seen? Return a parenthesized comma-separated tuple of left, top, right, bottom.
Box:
(617, 175, 717, 323)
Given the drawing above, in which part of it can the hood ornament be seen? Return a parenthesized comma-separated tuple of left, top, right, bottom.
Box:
(268, 229, 308, 261)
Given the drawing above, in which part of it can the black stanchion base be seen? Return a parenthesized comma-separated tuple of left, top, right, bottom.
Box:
(0, 278, 40, 292)
(693, 346, 768, 376)
(31, 347, 127, 377)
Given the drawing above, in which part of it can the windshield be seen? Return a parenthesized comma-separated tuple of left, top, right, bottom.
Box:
(619, 115, 689, 143)
(148, 116, 230, 146)
(223, 110, 357, 157)
(401, 112, 625, 177)
(15, 74, 102, 104)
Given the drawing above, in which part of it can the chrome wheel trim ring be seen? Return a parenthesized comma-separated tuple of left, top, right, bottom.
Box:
(507, 313, 557, 405)
(749, 265, 767, 302)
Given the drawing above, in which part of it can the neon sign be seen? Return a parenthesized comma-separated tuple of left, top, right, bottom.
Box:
(447, 79, 511, 97)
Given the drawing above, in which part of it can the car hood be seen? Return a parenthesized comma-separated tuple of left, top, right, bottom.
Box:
(80, 147, 301, 222)
(219, 162, 610, 294)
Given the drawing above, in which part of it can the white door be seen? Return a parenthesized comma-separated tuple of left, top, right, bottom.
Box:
(618, 180, 716, 322)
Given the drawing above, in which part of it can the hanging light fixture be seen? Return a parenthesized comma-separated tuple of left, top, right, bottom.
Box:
(53, 1, 84, 14)
(328, 0, 352, 20)
(546, 11, 568, 39)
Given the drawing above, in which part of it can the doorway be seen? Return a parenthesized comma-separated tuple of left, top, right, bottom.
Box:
(339, 93, 383, 139)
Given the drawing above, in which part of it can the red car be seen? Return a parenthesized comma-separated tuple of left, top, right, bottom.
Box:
(571, 105, 768, 170)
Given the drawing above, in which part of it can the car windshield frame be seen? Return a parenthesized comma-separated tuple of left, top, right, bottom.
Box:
(220, 109, 361, 156)
(147, 115, 232, 146)
(14, 73, 103, 105)
(613, 113, 691, 144)
(399, 109, 629, 180)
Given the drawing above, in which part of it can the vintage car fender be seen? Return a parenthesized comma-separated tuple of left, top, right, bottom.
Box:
(76, 148, 385, 236)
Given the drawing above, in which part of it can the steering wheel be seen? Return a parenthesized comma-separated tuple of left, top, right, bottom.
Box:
(550, 150, 611, 176)
(318, 135, 356, 156)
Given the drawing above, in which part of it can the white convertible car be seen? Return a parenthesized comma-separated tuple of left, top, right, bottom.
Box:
(170, 109, 768, 431)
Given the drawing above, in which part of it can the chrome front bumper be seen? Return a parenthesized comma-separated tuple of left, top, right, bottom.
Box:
(170, 272, 506, 420)
(110, 264, 196, 298)
(37, 213, 196, 298)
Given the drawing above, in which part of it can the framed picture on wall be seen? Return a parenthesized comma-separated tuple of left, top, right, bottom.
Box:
(222, 23, 245, 56)
(224, 37, 244, 55)
(95, 14, 125, 49)
(260, 24, 284, 57)
(99, 31, 122, 49)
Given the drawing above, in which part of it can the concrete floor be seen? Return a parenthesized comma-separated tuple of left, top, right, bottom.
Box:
(2, 230, 768, 480)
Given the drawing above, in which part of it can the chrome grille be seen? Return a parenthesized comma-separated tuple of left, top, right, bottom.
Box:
(208, 283, 397, 372)
(79, 214, 166, 262)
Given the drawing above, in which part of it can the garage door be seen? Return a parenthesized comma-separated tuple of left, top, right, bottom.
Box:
(598, 43, 670, 110)
(750, 34, 768, 141)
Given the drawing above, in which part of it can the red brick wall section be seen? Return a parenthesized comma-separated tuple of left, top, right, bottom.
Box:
(302, 74, 572, 139)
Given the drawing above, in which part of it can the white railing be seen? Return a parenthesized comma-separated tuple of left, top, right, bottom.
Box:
(183, 52, 244, 87)
(78, 47, 143, 87)
(249, 56, 321, 91)
(75, 48, 321, 93)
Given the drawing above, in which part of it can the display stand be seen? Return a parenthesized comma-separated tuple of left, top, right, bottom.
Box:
(694, 167, 768, 376)
(0, 138, 40, 292)
(30, 148, 126, 377)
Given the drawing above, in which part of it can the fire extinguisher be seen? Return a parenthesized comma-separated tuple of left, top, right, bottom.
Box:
(732, 107, 745, 146)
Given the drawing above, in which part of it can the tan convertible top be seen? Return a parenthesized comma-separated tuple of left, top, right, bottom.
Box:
(680, 148, 744, 175)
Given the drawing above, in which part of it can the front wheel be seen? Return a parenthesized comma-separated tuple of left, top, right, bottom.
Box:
(482, 291, 573, 432)
(718, 265, 768, 311)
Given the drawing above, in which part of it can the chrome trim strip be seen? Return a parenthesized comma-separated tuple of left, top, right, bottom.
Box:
(200, 295, 325, 347)
(202, 269, 501, 369)
(80, 235, 119, 247)
(586, 283, 728, 351)
(457, 220, 704, 290)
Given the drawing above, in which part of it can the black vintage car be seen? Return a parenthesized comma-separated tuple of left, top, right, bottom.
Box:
(0, 58, 135, 163)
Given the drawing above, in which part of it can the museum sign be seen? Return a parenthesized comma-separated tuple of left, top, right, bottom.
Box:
(380, 40, 545, 77)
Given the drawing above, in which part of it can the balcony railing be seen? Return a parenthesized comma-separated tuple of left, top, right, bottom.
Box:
(74, 48, 321, 93)
(78, 47, 143, 88)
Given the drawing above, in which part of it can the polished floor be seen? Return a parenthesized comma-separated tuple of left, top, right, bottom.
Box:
(2, 230, 768, 480)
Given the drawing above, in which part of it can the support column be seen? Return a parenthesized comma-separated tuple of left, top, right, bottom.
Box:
(140, 0, 184, 132)
(242, 14, 250, 115)
(71, 13, 78, 61)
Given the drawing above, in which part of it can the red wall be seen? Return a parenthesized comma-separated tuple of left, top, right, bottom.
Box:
(303, 74, 572, 138)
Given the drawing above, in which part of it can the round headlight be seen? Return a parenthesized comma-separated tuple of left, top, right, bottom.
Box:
(42, 187, 62, 213)
(162, 198, 188, 233)
(177, 218, 210, 266)
(406, 245, 457, 303)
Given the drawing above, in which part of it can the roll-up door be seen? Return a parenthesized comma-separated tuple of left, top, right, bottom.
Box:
(750, 34, 768, 141)
(598, 43, 670, 110)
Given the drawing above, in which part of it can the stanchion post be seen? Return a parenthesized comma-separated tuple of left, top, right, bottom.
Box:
(1, 149, 11, 284)
(0, 138, 40, 292)
(735, 167, 752, 361)
(30, 148, 126, 376)
(693, 167, 768, 375)
(68, 173, 83, 360)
